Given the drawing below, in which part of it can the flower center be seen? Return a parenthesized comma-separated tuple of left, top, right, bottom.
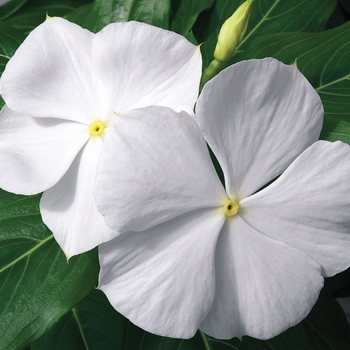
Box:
(89, 121, 105, 136)
(222, 199, 239, 217)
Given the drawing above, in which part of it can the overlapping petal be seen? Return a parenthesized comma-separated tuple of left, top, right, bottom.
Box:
(195, 58, 323, 200)
(0, 17, 101, 124)
(40, 137, 116, 258)
(240, 140, 350, 277)
(95, 106, 226, 233)
(98, 208, 225, 338)
(92, 21, 202, 113)
(200, 215, 323, 339)
(0, 106, 88, 195)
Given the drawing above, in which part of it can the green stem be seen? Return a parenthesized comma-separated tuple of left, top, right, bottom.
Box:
(199, 330, 211, 350)
(200, 59, 224, 91)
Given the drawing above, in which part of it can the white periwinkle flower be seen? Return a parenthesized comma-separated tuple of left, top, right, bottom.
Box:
(94, 58, 350, 339)
(0, 17, 202, 258)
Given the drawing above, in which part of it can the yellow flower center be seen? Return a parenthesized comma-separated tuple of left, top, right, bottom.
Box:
(89, 121, 105, 136)
(222, 199, 239, 217)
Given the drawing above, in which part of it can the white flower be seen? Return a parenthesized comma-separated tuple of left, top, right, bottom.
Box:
(94, 58, 350, 339)
(0, 16, 202, 258)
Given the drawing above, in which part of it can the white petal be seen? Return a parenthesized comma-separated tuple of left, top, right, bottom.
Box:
(92, 21, 202, 113)
(1, 17, 101, 124)
(94, 106, 226, 233)
(200, 215, 323, 339)
(0, 106, 88, 195)
(40, 137, 116, 258)
(99, 209, 225, 338)
(240, 140, 350, 277)
(195, 58, 323, 200)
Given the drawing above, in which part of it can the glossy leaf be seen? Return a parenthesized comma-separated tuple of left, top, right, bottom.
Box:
(0, 20, 25, 109)
(9, 0, 90, 14)
(0, 21, 25, 75)
(31, 290, 123, 350)
(5, 4, 80, 33)
(67, 0, 171, 33)
(64, 2, 93, 28)
(170, 0, 214, 37)
(0, 190, 99, 350)
(194, 0, 337, 68)
(303, 291, 350, 349)
(232, 20, 350, 144)
(0, 0, 29, 20)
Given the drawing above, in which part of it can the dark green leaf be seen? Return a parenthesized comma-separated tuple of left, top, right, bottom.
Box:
(0, 190, 99, 350)
(339, 0, 350, 17)
(325, 268, 350, 298)
(0, 0, 29, 20)
(231, 20, 350, 144)
(194, 0, 337, 69)
(170, 0, 214, 37)
(67, 0, 171, 33)
(139, 330, 217, 350)
(5, 5, 78, 34)
(64, 3, 94, 28)
(324, 2, 348, 30)
(31, 290, 123, 350)
(303, 291, 350, 349)
(0, 20, 25, 108)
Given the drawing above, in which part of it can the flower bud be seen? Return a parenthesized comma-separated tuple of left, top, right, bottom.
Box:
(213, 0, 253, 63)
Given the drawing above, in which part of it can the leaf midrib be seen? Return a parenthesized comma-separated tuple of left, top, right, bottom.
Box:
(239, 0, 281, 47)
(72, 307, 91, 350)
(316, 74, 350, 92)
(0, 234, 54, 273)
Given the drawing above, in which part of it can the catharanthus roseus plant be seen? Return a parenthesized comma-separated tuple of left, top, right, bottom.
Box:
(94, 58, 350, 339)
(1, 0, 350, 349)
(0, 16, 201, 258)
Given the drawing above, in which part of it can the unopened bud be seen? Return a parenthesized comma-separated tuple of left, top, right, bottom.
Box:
(213, 0, 253, 63)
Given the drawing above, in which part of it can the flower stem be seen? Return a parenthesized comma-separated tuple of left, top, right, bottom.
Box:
(199, 330, 211, 350)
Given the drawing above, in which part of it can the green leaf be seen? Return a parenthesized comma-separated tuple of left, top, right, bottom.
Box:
(193, 0, 337, 68)
(31, 290, 123, 350)
(303, 291, 350, 349)
(67, 0, 171, 33)
(0, 190, 99, 350)
(324, 3, 348, 30)
(2, 0, 91, 34)
(64, 3, 94, 28)
(0, 0, 29, 20)
(325, 268, 350, 298)
(231, 20, 350, 144)
(0, 20, 25, 109)
(5, 4, 81, 34)
(170, 0, 214, 37)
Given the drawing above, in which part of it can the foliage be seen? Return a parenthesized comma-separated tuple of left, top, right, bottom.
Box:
(0, 0, 349, 349)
